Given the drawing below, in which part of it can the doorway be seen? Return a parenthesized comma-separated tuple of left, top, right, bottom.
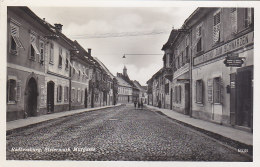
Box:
(84, 88, 88, 108)
(26, 78, 38, 117)
(184, 83, 190, 115)
(47, 81, 54, 113)
(170, 88, 173, 110)
(236, 66, 253, 128)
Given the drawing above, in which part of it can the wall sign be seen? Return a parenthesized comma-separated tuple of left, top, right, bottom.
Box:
(194, 31, 253, 66)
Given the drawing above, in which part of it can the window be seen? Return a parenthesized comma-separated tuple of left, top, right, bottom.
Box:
(65, 52, 69, 70)
(65, 59, 69, 70)
(182, 52, 185, 66)
(196, 80, 203, 103)
(7, 79, 16, 103)
(57, 85, 62, 102)
(64, 86, 69, 102)
(30, 34, 40, 61)
(49, 43, 54, 63)
(166, 54, 170, 68)
(213, 77, 221, 103)
(196, 24, 202, 52)
(58, 47, 63, 68)
(213, 10, 221, 43)
(9, 22, 23, 55)
(230, 8, 237, 34)
(186, 46, 189, 63)
(77, 89, 80, 102)
(178, 85, 182, 104)
(39, 40, 44, 64)
(245, 8, 253, 28)
(71, 88, 75, 102)
(81, 90, 84, 103)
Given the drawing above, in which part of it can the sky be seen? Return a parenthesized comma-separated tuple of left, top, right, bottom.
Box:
(30, 7, 197, 85)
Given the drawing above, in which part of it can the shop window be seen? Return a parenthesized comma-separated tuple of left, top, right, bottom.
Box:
(213, 10, 221, 43)
(30, 34, 40, 61)
(71, 88, 75, 102)
(64, 86, 69, 102)
(57, 85, 62, 102)
(196, 80, 203, 103)
(10, 22, 23, 55)
(213, 77, 221, 103)
(49, 43, 54, 64)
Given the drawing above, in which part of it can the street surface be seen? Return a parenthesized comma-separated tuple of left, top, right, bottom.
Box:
(6, 105, 251, 161)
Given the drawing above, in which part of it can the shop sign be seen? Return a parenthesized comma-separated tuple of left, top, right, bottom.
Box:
(224, 57, 244, 67)
(194, 31, 253, 66)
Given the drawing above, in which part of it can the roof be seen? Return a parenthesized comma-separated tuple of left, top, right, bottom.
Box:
(93, 57, 115, 79)
(133, 80, 146, 91)
(116, 76, 132, 88)
(161, 29, 179, 50)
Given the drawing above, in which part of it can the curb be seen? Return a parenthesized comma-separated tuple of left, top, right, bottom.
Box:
(147, 107, 253, 159)
(6, 104, 122, 135)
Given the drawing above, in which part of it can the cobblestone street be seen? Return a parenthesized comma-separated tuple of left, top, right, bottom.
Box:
(6, 105, 251, 161)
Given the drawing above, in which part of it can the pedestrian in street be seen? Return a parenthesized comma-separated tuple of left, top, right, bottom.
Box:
(141, 100, 143, 109)
(134, 101, 137, 109)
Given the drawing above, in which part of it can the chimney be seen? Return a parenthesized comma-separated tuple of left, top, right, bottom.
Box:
(88, 48, 91, 56)
(54, 23, 63, 32)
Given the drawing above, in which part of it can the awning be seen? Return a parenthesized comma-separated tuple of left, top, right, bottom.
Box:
(31, 42, 40, 55)
(11, 35, 24, 49)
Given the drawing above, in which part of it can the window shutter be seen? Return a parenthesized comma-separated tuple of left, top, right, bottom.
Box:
(16, 80, 21, 102)
(220, 77, 224, 104)
(201, 80, 204, 104)
(213, 12, 221, 43)
(207, 79, 213, 103)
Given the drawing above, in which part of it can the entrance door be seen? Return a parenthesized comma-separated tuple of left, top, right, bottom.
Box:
(47, 81, 54, 113)
(84, 88, 88, 108)
(184, 83, 190, 115)
(27, 78, 38, 117)
(236, 66, 253, 128)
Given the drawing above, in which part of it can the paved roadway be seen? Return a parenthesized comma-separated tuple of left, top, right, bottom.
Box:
(6, 104, 251, 161)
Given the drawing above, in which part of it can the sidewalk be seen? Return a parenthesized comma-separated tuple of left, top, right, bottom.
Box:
(146, 105, 253, 146)
(7, 104, 121, 132)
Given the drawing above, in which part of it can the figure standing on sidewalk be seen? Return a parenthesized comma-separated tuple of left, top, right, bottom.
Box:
(141, 100, 143, 109)
(134, 101, 137, 109)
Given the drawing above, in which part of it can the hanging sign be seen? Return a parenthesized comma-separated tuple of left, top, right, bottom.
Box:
(224, 57, 244, 67)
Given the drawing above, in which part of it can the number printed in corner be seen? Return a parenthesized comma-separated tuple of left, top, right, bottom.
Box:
(238, 149, 248, 153)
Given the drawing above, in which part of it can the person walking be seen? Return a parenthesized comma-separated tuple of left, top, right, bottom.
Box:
(140, 100, 143, 110)
(134, 101, 137, 109)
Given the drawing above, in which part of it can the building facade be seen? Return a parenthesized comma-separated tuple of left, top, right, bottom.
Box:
(147, 7, 254, 131)
(190, 8, 253, 130)
(6, 7, 117, 122)
(7, 7, 53, 121)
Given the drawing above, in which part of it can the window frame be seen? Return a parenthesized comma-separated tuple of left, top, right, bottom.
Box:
(57, 85, 62, 102)
(9, 21, 23, 55)
(213, 77, 221, 104)
(7, 77, 17, 104)
(196, 79, 204, 104)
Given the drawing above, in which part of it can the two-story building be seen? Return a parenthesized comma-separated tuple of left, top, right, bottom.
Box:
(189, 8, 253, 130)
(7, 7, 54, 121)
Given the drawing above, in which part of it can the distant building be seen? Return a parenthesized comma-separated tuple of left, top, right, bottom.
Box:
(133, 80, 148, 104)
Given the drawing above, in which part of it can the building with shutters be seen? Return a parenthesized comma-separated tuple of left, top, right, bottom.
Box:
(189, 8, 253, 131)
(147, 7, 254, 131)
(70, 41, 93, 110)
(7, 7, 54, 121)
(93, 57, 116, 106)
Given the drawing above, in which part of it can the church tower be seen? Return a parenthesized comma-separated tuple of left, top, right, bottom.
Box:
(123, 65, 127, 76)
